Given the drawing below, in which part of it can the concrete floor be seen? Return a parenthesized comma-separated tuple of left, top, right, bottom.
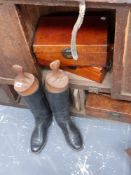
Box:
(0, 105, 131, 175)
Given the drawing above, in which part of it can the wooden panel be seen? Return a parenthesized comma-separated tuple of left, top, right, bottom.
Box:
(112, 7, 131, 101)
(63, 66, 106, 83)
(0, 4, 38, 84)
(17, 5, 40, 47)
(85, 93, 131, 124)
(42, 69, 111, 93)
(70, 89, 81, 111)
(1, 85, 19, 103)
(70, 106, 86, 117)
(1, 0, 131, 5)
(70, 88, 86, 111)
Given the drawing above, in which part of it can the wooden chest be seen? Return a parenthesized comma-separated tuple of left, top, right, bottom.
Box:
(33, 16, 109, 67)
(85, 93, 131, 123)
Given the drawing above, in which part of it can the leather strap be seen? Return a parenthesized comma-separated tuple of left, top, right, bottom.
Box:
(71, 0, 86, 60)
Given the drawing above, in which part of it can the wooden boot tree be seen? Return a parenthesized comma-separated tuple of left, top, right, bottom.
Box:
(45, 60, 69, 93)
(12, 65, 39, 96)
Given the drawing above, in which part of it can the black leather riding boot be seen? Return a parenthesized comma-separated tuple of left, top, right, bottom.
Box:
(23, 86, 52, 153)
(45, 88, 83, 151)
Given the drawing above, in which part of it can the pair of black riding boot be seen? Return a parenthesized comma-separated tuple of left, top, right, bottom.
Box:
(23, 85, 83, 153)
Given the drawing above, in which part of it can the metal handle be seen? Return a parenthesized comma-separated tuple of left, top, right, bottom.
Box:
(62, 48, 73, 59)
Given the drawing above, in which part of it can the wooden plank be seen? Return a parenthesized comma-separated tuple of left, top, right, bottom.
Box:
(70, 106, 86, 117)
(0, 2, 125, 12)
(0, 101, 27, 108)
(1, 85, 19, 103)
(70, 88, 86, 111)
(71, 89, 81, 111)
(42, 69, 111, 93)
(0, 77, 14, 85)
(0, 84, 27, 108)
(79, 89, 86, 110)
(0, 4, 38, 84)
(1, 0, 131, 5)
(17, 5, 40, 47)
(67, 71, 111, 93)
(85, 93, 131, 124)
(112, 7, 131, 101)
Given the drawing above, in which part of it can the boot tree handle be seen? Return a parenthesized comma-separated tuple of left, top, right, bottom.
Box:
(50, 60, 60, 76)
(12, 65, 25, 79)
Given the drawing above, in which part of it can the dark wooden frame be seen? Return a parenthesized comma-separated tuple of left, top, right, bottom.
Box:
(0, 85, 27, 108)
(111, 7, 131, 101)
(0, 0, 131, 105)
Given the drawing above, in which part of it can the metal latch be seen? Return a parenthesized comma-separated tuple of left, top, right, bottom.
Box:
(109, 112, 122, 120)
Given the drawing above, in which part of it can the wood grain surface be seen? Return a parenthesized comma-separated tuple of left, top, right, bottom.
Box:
(0, 4, 38, 84)
(85, 93, 131, 123)
(63, 66, 106, 83)
(112, 7, 131, 102)
(33, 16, 109, 67)
(1, 0, 131, 5)
(42, 69, 111, 93)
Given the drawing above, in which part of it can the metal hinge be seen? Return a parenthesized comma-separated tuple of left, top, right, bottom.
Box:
(88, 87, 99, 94)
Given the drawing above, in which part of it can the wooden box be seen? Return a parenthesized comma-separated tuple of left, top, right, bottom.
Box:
(33, 16, 109, 67)
(63, 66, 106, 83)
(85, 93, 131, 123)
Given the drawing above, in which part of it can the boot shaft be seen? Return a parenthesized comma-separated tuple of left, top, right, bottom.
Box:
(45, 88, 70, 122)
(45, 87, 83, 151)
(23, 86, 52, 121)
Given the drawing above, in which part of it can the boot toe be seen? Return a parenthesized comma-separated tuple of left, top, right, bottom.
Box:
(30, 118, 52, 153)
(68, 134, 83, 151)
(31, 128, 47, 153)
(64, 127, 83, 151)
(31, 136, 47, 153)
(31, 144, 43, 153)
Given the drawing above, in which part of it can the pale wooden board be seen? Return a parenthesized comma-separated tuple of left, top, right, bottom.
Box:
(79, 89, 86, 110)
(70, 106, 86, 117)
(72, 89, 81, 111)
